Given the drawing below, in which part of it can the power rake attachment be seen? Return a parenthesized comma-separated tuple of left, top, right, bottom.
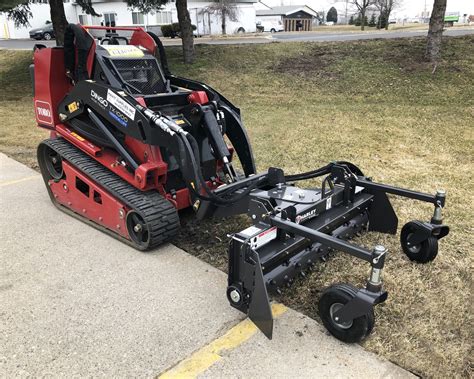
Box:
(200, 163, 449, 342)
(31, 23, 449, 343)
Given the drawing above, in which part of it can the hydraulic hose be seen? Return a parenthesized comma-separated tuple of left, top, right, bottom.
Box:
(284, 164, 334, 182)
(178, 131, 264, 206)
(136, 104, 338, 206)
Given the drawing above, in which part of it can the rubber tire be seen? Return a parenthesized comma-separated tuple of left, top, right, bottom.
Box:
(318, 284, 375, 343)
(237, 27, 245, 33)
(400, 222, 438, 263)
(43, 32, 52, 40)
(270, 28, 276, 33)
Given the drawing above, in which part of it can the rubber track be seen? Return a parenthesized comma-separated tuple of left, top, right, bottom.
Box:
(40, 138, 180, 250)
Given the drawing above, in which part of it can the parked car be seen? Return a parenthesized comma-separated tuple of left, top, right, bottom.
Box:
(29, 23, 55, 40)
(256, 20, 284, 33)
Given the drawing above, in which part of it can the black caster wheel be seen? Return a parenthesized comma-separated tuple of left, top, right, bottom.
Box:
(318, 284, 374, 343)
(400, 222, 438, 263)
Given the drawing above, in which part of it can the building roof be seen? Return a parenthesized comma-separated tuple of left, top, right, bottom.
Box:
(256, 5, 318, 17)
(194, 0, 258, 2)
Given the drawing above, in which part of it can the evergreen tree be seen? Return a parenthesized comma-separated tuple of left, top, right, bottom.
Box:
(326, 6, 338, 23)
(369, 13, 376, 27)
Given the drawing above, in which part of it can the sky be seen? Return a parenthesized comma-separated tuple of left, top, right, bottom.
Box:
(260, 0, 474, 19)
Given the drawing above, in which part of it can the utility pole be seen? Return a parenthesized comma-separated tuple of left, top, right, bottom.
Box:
(424, 0, 427, 23)
(345, 0, 349, 24)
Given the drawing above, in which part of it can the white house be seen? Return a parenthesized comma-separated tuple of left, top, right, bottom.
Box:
(0, 0, 257, 39)
(256, 5, 317, 31)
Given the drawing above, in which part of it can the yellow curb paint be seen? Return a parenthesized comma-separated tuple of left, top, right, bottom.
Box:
(0, 175, 39, 187)
(159, 303, 287, 379)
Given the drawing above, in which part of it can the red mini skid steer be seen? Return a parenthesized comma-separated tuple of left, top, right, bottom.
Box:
(32, 24, 449, 342)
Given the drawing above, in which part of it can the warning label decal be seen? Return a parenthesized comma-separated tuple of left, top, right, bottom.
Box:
(101, 45, 145, 58)
(106, 90, 136, 120)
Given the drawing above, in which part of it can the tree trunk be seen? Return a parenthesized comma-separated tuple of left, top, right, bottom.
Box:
(49, 0, 68, 46)
(425, 0, 447, 62)
(385, 1, 393, 30)
(361, 9, 365, 30)
(221, 9, 226, 35)
(176, 0, 195, 64)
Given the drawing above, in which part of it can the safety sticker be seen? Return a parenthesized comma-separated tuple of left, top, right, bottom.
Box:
(251, 227, 277, 249)
(106, 90, 136, 120)
(101, 45, 145, 58)
(68, 102, 79, 113)
(240, 225, 278, 249)
(70, 131, 85, 141)
(326, 196, 332, 210)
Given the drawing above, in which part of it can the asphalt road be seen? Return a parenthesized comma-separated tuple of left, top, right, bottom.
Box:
(1, 27, 473, 50)
(273, 27, 474, 41)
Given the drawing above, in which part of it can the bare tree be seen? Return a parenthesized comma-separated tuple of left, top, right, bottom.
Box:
(126, 0, 194, 64)
(425, 0, 447, 63)
(352, 0, 374, 30)
(1, 0, 98, 45)
(204, 0, 238, 35)
(374, 0, 402, 29)
(176, 0, 195, 63)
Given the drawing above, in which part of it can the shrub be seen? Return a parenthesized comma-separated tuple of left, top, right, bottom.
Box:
(369, 13, 377, 27)
(160, 24, 175, 38)
(161, 23, 197, 38)
(377, 14, 388, 29)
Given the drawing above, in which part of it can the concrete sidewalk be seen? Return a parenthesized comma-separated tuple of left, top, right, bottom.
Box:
(0, 153, 414, 378)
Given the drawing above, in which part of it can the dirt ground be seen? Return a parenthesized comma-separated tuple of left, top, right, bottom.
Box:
(1, 36, 472, 378)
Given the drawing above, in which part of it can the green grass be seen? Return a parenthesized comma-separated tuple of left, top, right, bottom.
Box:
(1, 36, 473, 378)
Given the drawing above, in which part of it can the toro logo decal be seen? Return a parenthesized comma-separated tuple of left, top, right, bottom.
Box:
(35, 101, 53, 125)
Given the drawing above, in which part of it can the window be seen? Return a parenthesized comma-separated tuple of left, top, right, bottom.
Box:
(132, 12, 144, 25)
(156, 11, 172, 25)
(103, 13, 117, 25)
(92, 16, 102, 25)
(78, 14, 88, 25)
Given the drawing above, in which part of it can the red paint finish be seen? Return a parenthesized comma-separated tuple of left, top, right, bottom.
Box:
(83, 26, 143, 32)
(188, 91, 209, 105)
(50, 161, 130, 239)
(33, 47, 71, 129)
(129, 29, 157, 55)
(124, 136, 168, 190)
(56, 124, 102, 156)
(135, 97, 146, 107)
(166, 188, 191, 210)
(55, 127, 161, 191)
